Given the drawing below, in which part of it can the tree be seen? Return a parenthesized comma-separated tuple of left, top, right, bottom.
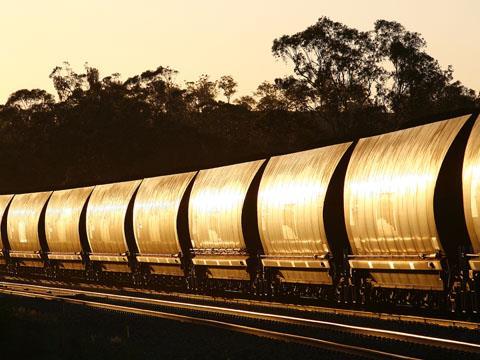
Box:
(124, 66, 185, 113)
(272, 17, 477, 132)
(185, 74, 218, 112)
(85, 63, 101, 93)
(234, 95, 257, 111)
(101, 73, 122, 89)
(255, 81, 288, 112)
(272, 17, 383, 114)
(49, 61, 88, 101)
(374, 20, 477, 122)
(218, 75, 237, 103)
(274, 77, 313, 111)
(5, 89, 55, 110)
(254, 79, 313, 112)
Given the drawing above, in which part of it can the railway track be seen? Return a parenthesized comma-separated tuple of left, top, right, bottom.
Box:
(1, 281, 479, 359)
(4, 275, 478, 331)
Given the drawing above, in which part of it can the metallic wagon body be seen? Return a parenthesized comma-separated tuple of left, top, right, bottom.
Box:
(189, 160, 265, 280)
(463, 117, 480, 271)
(257, 143, 352, 284)
(7, 191, 52, 266)
(45, 186, 94, 269)
(133, 172, 196, 275)
(86, 180, 142, 271)
(344, 116, 469, 290)
(0, 194, 14, 264)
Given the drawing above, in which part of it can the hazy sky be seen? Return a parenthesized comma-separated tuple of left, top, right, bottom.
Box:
(1, 0, 479, 103)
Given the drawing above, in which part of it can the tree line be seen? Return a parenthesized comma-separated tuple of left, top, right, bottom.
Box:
(0, 18, 478, 193)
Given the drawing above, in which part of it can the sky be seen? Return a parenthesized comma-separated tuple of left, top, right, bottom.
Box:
(0, 0, 479, 103)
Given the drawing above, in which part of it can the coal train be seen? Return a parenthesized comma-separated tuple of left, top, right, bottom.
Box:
(1, 112, 480, 316)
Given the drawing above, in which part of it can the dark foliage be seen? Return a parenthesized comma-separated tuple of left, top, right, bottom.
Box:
(0, 18, 478, 194)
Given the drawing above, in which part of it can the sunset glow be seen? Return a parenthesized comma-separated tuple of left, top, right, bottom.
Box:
(1, 0, 478, 103)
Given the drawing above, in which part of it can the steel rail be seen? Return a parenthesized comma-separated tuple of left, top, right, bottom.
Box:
(0, 287, 417, 360)
(3, 276, 477, 331)
(132, 288, 480, 330)
(1, 281, 479, 354)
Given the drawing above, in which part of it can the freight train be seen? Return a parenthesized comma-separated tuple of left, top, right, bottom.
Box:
(1, 112, 480, 316)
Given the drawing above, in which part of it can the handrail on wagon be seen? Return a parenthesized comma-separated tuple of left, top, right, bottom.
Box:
(260, 254, 329, 260)
(348, 253, 440, 259)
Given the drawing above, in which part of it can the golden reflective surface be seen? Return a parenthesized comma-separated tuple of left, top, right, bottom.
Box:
(7, 191, 52, 253)
(371, 273, 443, 290)
(257, 143, 351, 257)
(133, 172, 196, 256)
(45, 186, 94, 254)
(207, 268, 251, 280)
(344, 116, 469, 289)
(189, 160, 265, 251)
(463, 117, 480, 254)
(0, 194, 14, 249)
(86, 180, 142, 255)
(278, 269, 331, 284)
(345, 116, 468, 256)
